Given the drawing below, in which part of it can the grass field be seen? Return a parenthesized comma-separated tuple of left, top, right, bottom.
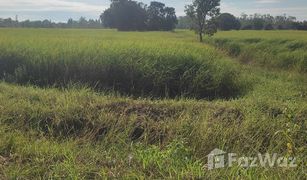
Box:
(207, 30, 307, 72)
(0, 29, 306, 179)
(0, 29, 245, 99)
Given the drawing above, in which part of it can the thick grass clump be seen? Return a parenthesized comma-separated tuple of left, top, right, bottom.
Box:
(207, 30, 307, 73)
(0, 29, 244, 99)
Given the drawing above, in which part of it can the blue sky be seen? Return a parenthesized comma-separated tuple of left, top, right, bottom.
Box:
(0, 0, 307, 22)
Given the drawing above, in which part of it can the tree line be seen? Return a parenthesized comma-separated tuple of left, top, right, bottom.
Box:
(239, 13, 307, 30)
(0, 17, 102, 29)
(101, 0, 178, 31)
(178, 13, 307, 31)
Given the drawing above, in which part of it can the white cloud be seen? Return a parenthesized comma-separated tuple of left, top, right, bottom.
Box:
(221, 1, 307, 20)
(220, 2, 242, 16)
(1, 0, 306, 21)
(255, 0, 282, 4)
(0, 0, 107, 13)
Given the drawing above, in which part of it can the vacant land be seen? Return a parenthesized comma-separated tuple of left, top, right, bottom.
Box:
(0, 29, 306, 179)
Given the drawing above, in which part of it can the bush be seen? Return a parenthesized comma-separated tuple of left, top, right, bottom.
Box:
(300, 55, 307, 72)
(216, 13, 241, 31)
(264, 24, 274, 30)
(226, 43, 241, 56)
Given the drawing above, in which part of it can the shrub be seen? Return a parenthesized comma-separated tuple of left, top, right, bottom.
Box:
(286, 41, 306, 51)
(226, 43, 241, 56)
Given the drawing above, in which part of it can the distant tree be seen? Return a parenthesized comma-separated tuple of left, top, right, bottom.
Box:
(205, 19, 218, 36)
(0, 16, 101, 29)
(237, 13, 303, 31)
(0, 18, 17, 27)
(216, 13, 241, 30)
(101, 0, 147, 31)
(67, 18, 74, 28)
(264, 23, 274, 30)
(241, 24, 253, 30)
(277, 24, 284, 30)
(146, 1, 177, 31)
(79, 17, 88, 27)
(185, 0, 220, 42)
(177, 16, 193, 29)
(101, 0, 177, 31)
(101, 8, 114, 28)
(88, 19, 101, 28)
(147, 1, 165, 30)
(252, 18, 265, 30)
(162, 7, 178, 30)
(297, 21, 307, 30)
(240, 13, 248, 21)
(274, 15, 288, 29)
(67, 18, 73, 25)
(286, 16, 297, 29)
(42, 20, 52, 28)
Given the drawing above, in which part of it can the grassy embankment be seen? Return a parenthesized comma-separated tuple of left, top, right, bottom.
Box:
(206, 30, 307, 73)
(0, 29, 306, 179)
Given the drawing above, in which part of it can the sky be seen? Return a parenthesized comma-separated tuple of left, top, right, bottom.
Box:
(0, 0, 307, 22)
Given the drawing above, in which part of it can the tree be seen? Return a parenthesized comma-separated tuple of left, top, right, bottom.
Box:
(163, 7, 178, 31)
(297, 21, 307, 30)
(264, 23, 274, 30)
(253, 18, 265, 30)
(67, 18, 74, 28)
(216, 13, 241, 30)
(42, 20, 52, 28)
(237, 13, 305, 31)
(177, 16, 193, 29)
(146, 1, 177, 31)
(101, 0, 177, 31)
(185, 0, 220, 42)
(101, 0, 147, 31)
(147, 1, 165, 30)
(79, 17, 88, 28)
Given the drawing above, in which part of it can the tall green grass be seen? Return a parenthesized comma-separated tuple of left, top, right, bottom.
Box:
(0, 67, 305, 179)
(0, 29, 244, 99)
(0, 29, 306, 179)
(207, 30, 307, 72)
